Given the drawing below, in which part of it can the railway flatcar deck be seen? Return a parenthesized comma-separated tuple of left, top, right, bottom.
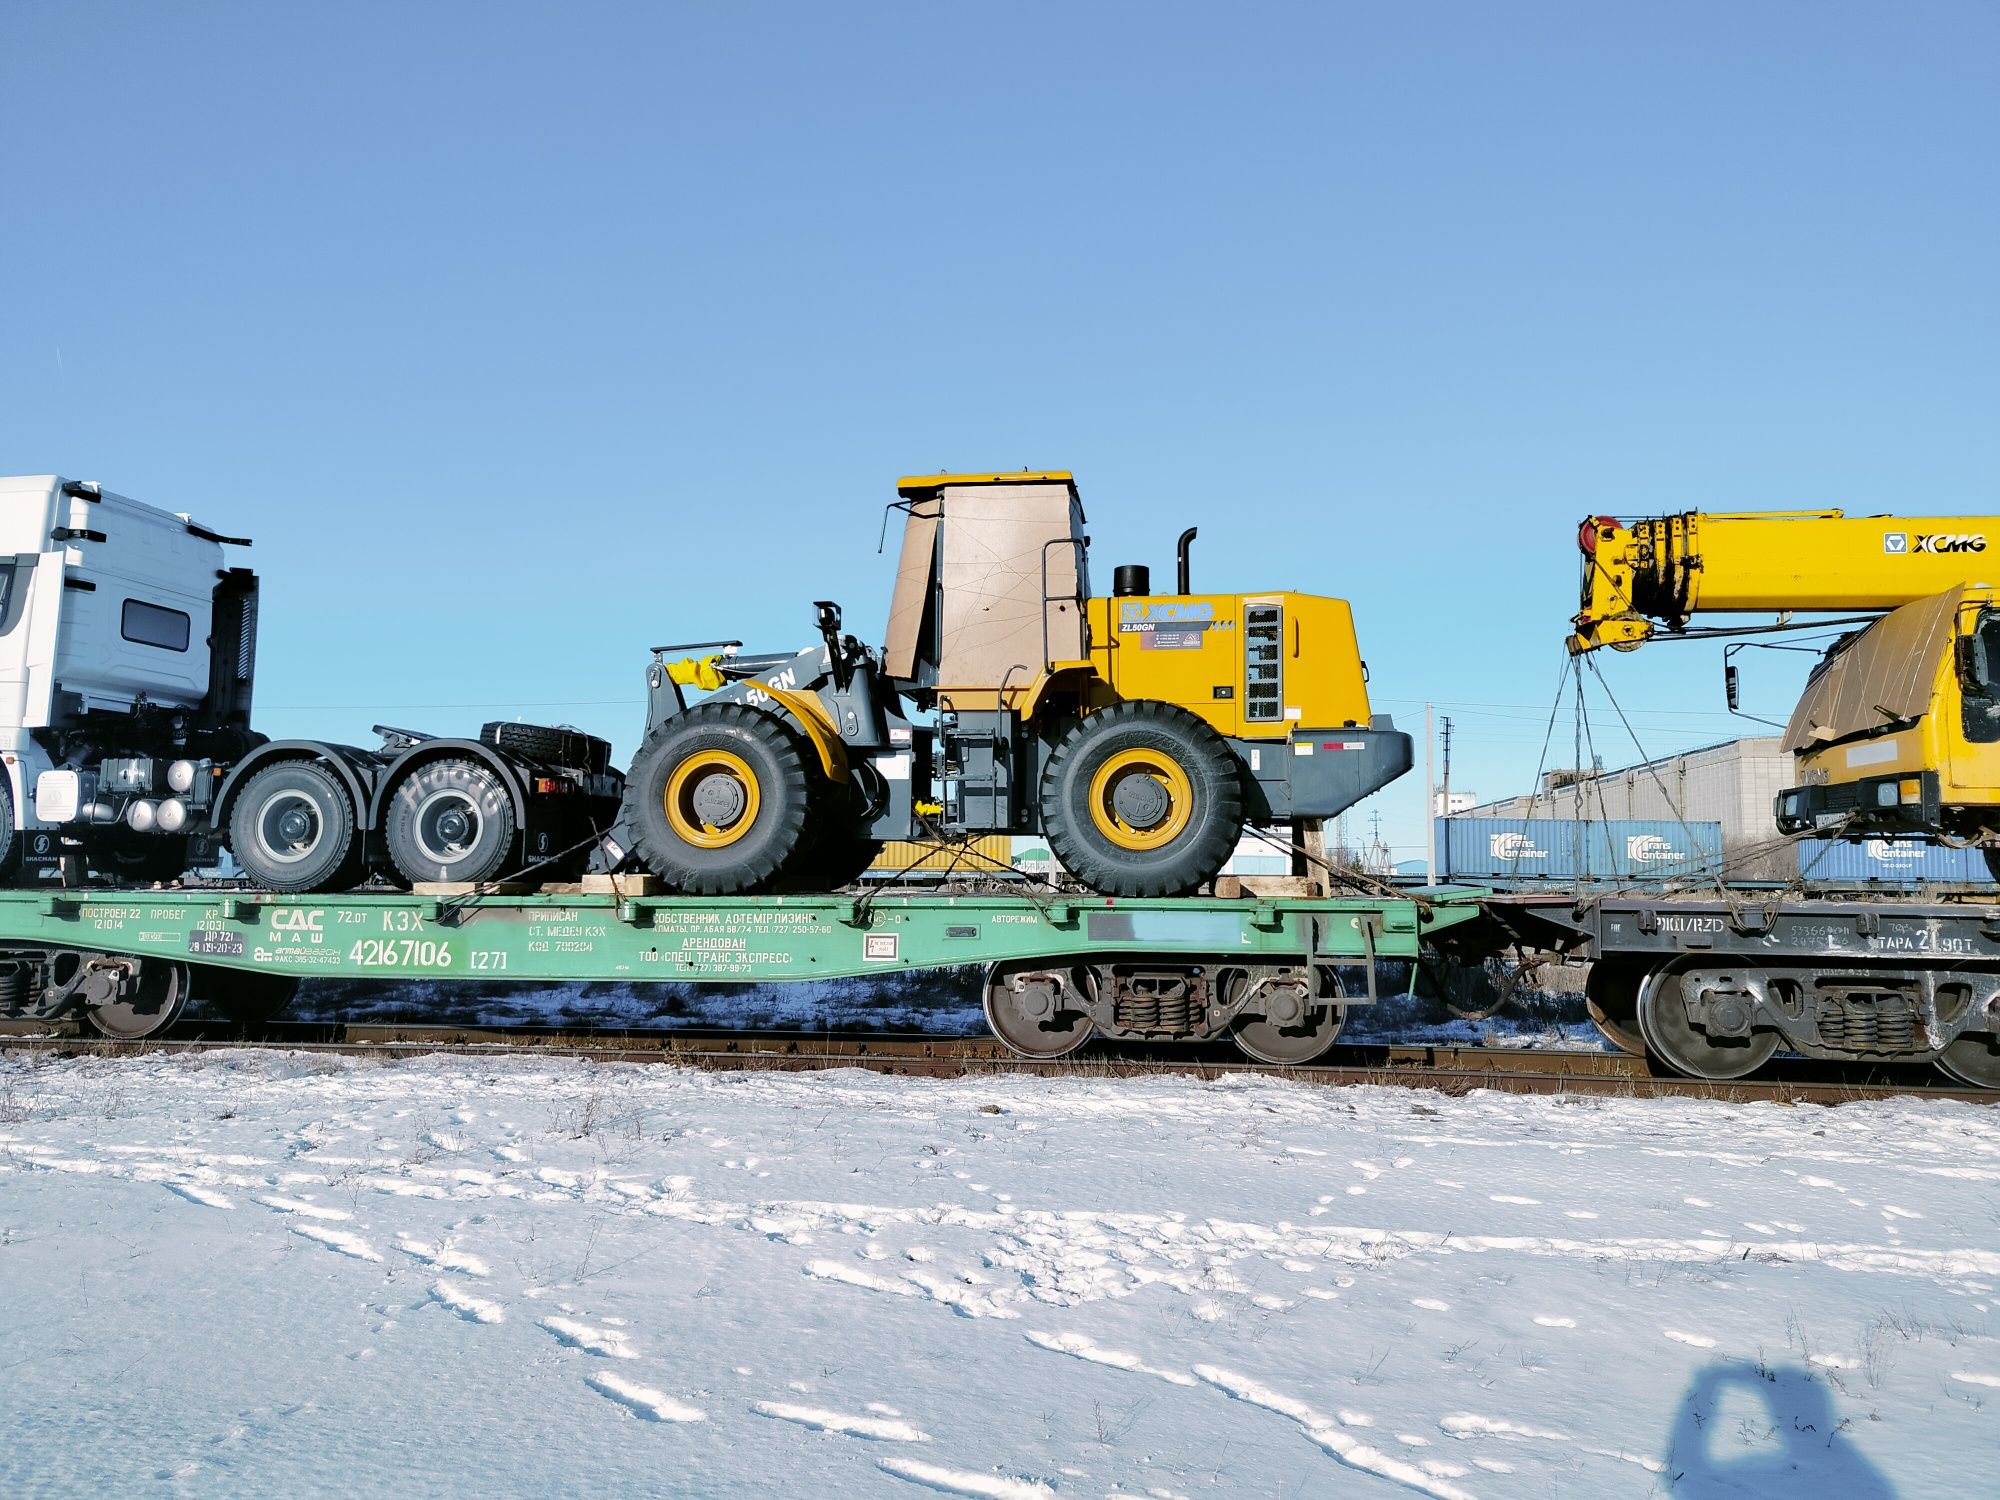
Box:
(0, 885, 1487, 1059)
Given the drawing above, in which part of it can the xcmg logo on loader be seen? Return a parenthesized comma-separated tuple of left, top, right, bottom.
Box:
(1884, 532, 1986, 555)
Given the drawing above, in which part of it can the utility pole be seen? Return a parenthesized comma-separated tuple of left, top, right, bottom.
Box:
(1424, 701, 1436, 886)
(1440, 715, 1454, 818)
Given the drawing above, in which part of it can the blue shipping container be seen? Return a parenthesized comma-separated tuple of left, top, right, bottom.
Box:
(1794, 837, 1997, 885)
(1439, 818, 1724, 882)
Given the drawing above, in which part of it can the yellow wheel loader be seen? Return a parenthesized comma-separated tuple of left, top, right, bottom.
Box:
(1572, 510, 2000, 867)
(605, 471, 1411, 897)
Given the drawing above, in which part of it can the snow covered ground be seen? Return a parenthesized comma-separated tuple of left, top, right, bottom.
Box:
(4, 1053, 1995, 1498)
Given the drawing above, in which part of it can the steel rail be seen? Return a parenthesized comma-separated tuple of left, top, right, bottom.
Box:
(0, 1022, 1990, 1106)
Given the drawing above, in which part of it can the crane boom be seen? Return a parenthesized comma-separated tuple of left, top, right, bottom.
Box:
(1570, 511, 2000, 653)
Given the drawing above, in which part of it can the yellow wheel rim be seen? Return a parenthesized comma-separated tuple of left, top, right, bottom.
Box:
(1087, 748, 1194, 852)
(664, 750, 761, 849)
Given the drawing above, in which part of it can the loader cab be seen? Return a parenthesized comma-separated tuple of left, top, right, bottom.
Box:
(882, 471, 1090, 708)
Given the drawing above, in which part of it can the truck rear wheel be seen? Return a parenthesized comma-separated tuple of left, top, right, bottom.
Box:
(383, 758, 519, 887)
(0, 778, 19, 886)
(619, 703, 815, 894)
(229, 760, 363, 893)
(1039, 701, 1243, 897)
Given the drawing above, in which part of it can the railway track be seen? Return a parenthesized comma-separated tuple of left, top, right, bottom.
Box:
(1, 1021, 1991, 1106)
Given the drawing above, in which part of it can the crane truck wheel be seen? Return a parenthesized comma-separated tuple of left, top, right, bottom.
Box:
(227, 760, 364, 893)
(618, 702, 815, 894)
(383, 758, 519, 887)
(1039, 701, 1244, 898)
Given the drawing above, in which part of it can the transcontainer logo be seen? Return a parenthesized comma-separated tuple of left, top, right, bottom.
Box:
(1626, 834, 1687, 863)
(1490, 832, 1547, 860)
(1862, 838, 1928, 863)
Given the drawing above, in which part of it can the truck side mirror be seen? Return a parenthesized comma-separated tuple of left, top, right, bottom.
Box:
(1724, 663, 1741, 711)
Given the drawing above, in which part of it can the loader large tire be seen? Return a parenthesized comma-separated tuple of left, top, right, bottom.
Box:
(1039, 701, 1243, 898)
(619, 702, 815, 894)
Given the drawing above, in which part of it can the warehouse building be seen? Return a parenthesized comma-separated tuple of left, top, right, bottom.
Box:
(1461, 737, 1796, 881)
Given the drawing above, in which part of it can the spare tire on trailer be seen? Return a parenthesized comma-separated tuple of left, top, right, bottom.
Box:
(480, 721, 611, 774)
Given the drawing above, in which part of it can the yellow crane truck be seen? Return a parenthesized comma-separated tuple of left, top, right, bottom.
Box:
(1571, 510, 2000, 870)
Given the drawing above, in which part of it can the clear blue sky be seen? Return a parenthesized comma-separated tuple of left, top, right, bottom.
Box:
(5, 2, 1995, 860)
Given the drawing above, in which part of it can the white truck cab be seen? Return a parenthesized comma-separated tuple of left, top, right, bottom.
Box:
(0, 474, 260, 880)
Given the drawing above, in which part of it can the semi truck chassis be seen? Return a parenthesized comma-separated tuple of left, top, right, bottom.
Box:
(0, 886, 1485, 1061)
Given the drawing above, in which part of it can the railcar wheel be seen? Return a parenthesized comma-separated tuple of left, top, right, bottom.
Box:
(228, 760, 363, 893)
(984, 965, 1093, 1058)
(1039, 702, 1243, 898)
(1585, 957, 1651, 1056)
(1637, 970, 1780, 1080)
(199, 968, 301, 1027)
(383, 757, 519, 886)
(83, 960, 188, 1041)
(1936, 1033, 2000, 1090)
(1230, 1005, 1344, 1064)
(1224, 965, 1343, 1064)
